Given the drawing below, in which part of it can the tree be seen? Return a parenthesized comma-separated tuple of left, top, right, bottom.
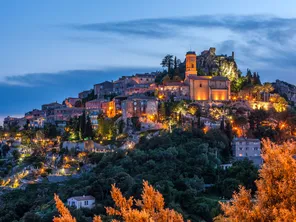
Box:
(84, 115, 94, 139)
(161, 54, 174, 74)
(218, 139, 296, 221)
(106, 180, 185, 222)
(12, 149, 20, 161)
(79, 111, 86, 139)
(53, 181, 186, 222)
(53, 194, 77, 222)
(246, 69, 252, 84)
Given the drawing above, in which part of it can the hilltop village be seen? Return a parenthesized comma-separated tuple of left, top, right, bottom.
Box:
(0, 48, 295, 221)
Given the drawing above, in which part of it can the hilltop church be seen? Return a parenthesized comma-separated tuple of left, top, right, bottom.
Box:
(184, 51, 231, 102)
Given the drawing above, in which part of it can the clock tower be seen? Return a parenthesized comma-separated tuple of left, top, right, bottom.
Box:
(185, 51, 197, 79)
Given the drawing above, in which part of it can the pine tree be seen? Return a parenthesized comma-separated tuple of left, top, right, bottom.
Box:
(79, 111, 86, 140)
(85, 115, 93, 139)
(220, 116, 225, 131)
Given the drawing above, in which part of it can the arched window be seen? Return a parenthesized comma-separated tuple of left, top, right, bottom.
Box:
(191, 64, 194, 68)
(200, 83, 202, 87)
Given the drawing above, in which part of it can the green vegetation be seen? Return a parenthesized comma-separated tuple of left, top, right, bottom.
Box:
(0, 129, 259, 222)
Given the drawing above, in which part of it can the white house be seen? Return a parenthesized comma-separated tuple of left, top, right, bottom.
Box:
(67, 195, 95, 209)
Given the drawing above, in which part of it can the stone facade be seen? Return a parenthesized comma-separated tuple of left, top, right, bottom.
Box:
(54, 107, 84, 121)
(232, 137, 262, 166)
(122, 95, 158, 121)
(94, 81, 114, 98)
(158, 82, 189, 101)
(188, 76, 230, 101)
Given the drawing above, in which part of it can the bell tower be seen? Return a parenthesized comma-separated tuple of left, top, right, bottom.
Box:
(185, 51, 197, 79)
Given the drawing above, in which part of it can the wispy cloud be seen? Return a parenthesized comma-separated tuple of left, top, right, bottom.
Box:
(69, 15, 296, 81)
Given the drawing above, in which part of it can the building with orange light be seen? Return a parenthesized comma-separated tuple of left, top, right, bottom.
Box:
(188, 75, 230, 102)
(101, 101, 116, 118)
(131, 73, 156, 84)
(182, 50, 231, 102)
(158, 82, 189, 101)
(185, 51, 198, 78)
(121, 95, 158, 121)
(64, 97, 81, 108)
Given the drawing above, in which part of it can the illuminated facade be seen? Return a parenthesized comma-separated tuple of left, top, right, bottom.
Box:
(158, 82, 189, 101)
(121, 95, 158, 121)
(185, 51, 197, 78)
(188, 76, 230, 102)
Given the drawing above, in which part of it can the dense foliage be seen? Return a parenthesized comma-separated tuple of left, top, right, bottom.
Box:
(0, 129, 259, 222)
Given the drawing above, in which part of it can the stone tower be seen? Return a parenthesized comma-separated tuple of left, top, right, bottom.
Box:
(185, 51, 197, 79)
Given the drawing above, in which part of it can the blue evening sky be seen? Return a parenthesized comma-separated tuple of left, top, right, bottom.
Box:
(1, 0, 296, 124)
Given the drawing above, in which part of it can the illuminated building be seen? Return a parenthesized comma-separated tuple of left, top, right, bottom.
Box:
(131, 73, 156, 84)
(185, 51, 198, 78)
(63, 97, 81, 108)
(188, 75, 230, 102)
(158, 82, 189, 101)
(54, 107, 84, 121)
(121, 95, 158, 121)
(85, 99, 106, 110)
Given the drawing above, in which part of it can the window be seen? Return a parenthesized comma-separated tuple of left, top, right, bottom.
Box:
(191, 64, 194, 68)
(200, 84, 202, 87)
(246, 147, 248, 150)
(254, 147, 259, 151)
(239, 147, 243, 150)
(84, 201, 88, 205)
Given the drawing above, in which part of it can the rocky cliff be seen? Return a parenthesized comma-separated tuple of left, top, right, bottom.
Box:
(180, 47, 239, 81)
(196, 47, 239, 81)
(273, 80, 296, 105)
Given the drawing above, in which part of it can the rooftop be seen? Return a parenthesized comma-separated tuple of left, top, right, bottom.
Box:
(186, 51, 196, 55)
(69, 195, 95, 201)
(233, 137, 260, 142)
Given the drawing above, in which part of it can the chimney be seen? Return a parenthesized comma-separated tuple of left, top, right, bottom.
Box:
(232, 51, 235, 59)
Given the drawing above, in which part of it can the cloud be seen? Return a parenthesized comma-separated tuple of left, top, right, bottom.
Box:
(71, 15, 296, 40)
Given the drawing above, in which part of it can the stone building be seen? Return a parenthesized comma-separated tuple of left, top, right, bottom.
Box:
(78, 89, 93, 99)
(54, 107, 84, 122)
(85, 99, 106, 110)
(94, 81, 114, 98)
(131, 73, 156, 85)
(64, 97, 81, 108)
(183, 50, 231, 102)
(187, 75, 230, 101)
(232, 137, 262, 166)
(121, 95, 158, 121)
(158, 82, 189, 101)
(185, 51, 198, 78)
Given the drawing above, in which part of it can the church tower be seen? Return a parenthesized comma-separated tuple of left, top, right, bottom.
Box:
(185, 51, 197, 79)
